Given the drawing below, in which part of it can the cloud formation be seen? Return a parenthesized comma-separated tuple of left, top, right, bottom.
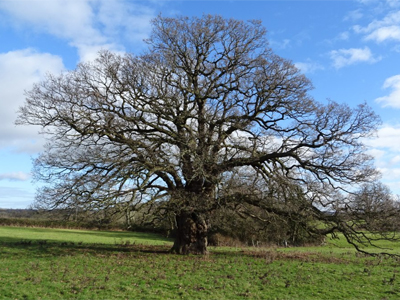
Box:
(0, 0, 158, 153)
(354, 10, 400, 43)
(344, 9, 363, 22)
(375, 75, 400, 108)
(0, 0, 156, 62)
(0, 172, 31, 182)
(0, 186, 35, 209)
(365, 124, 400, 194)
(294, 61, 324, 74)
(0, 49, 64, 153)
(329, 46, 380, 69)
(366, 25, 400, 42)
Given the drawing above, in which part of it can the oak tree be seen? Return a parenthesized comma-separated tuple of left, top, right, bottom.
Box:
(18, 15, 382, 254)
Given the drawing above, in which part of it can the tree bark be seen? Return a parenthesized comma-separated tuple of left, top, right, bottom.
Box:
(170, 213, 208, 254)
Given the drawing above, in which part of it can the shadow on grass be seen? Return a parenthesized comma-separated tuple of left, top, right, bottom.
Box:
(0, 236, 172, 258)
(1, 238, 390, 266)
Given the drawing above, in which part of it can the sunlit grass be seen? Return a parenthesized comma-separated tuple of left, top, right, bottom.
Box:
(0, 226, 172, 246)
(1, 226, 400, 299)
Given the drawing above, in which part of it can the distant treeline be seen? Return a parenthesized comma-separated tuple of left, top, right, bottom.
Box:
(0, 208, 38, 219)
(0, 207, 323, 247)
(0, 208, 124, 230)
(3, 204, 398, 249)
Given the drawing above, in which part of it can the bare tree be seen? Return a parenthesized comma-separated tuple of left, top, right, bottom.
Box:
(17, 15, 382, 254)
(348, 182, 399, 232)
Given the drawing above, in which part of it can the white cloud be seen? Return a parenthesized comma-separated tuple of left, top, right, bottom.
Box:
(354, 10, 400, 43)
(0, 0, 157, 152)
(0, 186, 35, 208)
(386, 0, 400, 8)
(270, 39, 291, 50)
(391, 155, 400, 164)
(0, 0, 156, 62)
(0, 0, 101, 42)
(356, 0, 378, 4)
(344, 9, 363, 22)
(337, 31, 350, 41)
(96, 0, 155, 44)
(294, 61, 324, 74)
(368, 148, 386, 160)
(361, 0, 400, 7)
(75, 43, 124, 63)
(365, 124, 400, 195)
(323, 31, 350, 46)
(375, 75, 400, 108)
(365, 25, 400, 42)
(0, 172, 31, 182)
(0, 49, 65, 153)
(366, 125, 400, 150)
(393, 44, 400, 52)
(329, 47, 380, 69)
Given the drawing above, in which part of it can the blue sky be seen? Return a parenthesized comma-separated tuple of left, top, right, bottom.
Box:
(1, 0, 400, 209)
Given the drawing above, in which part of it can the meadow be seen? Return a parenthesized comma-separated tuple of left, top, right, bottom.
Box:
(1, 226, 400, 299)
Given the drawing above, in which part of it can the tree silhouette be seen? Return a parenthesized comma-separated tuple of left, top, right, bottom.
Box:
(18, 15, 382, 254)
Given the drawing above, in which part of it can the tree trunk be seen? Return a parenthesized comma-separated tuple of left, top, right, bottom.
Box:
(170, 212, 208, 255)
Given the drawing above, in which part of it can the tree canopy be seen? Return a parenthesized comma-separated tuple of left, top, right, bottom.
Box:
(17, 15, 391, 254)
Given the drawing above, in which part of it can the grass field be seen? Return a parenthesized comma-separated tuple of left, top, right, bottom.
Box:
(1, 226, 400, 299)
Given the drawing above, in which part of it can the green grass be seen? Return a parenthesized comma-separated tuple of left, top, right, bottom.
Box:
(1, 226, 400, 299)
(0, 226, 171, 245)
